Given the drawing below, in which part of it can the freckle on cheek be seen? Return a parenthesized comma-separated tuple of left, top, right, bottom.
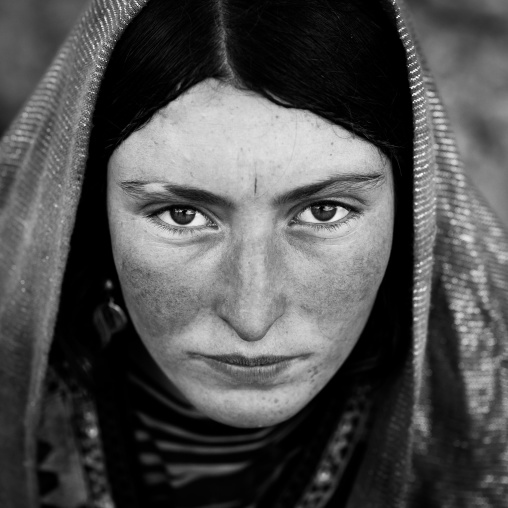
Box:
(299, 246, 388, 343)
(300, 263, 376, 315)
(118, 258, 200, 338)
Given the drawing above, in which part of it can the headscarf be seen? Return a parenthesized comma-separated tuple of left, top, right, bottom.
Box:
(0, 0, 507, 506)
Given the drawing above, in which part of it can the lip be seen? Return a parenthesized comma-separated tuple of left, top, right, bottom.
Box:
(190, 353, 308, 385)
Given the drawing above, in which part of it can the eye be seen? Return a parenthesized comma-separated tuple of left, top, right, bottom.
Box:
(296, 203, 350, 224)
(156, 206, 211, 227)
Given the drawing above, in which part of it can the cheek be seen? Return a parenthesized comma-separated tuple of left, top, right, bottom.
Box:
(295, 226, 393, 340)
(115, 249, 210, 339)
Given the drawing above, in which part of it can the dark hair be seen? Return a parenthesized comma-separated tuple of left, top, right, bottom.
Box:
(93, 0, 412, 166)
(55, 0, 413, 386)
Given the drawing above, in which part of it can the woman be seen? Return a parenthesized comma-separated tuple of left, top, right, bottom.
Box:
(0, 0, 507, 506)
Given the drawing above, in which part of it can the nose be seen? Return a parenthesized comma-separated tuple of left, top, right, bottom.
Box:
(216, 234, 285, 342)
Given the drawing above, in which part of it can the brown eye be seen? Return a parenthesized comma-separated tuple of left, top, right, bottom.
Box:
(170, 207, 196, 225)
(156, 206, 210, 228)
(297, 203, 349, 224)
(310, 204, 337, 222)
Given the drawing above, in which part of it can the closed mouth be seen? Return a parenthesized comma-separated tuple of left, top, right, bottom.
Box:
(199, 354, 300, 367)
(189, 352, 309, 385)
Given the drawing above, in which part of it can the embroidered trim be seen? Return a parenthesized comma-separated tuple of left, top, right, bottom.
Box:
(67, 375, 116, 508)
(294, 383, 372, 508)
(63, 360, 370, 508)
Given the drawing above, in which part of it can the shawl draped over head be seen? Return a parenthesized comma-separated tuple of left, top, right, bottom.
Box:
(0, 0, 507, 506)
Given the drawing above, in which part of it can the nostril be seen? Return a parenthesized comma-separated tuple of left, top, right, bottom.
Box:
(218, 298, 285, 342)
(219, 313, 277, 342)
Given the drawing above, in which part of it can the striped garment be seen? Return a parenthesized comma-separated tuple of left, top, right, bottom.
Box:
(127, 364, 317, 508)
(36, 347, 368, 507)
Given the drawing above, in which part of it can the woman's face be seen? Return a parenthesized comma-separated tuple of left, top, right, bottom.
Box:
(107, 79, 394, 428)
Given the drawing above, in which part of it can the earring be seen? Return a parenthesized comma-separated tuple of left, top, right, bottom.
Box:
(93, 279, 128, 348)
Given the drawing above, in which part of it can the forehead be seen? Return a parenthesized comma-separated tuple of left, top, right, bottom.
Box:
(109, 79, 389, 192)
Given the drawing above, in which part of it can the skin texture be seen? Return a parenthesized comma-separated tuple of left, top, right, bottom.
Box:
(107, 79, 394, 428)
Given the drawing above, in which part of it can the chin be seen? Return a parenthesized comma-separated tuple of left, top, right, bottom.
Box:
(199, 405, 301, 429)
(186, 388, 312, 428)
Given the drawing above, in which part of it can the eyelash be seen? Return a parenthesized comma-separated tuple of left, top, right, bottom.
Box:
(147, 208, 216, 236)
(290, 202, 361, 232)
(147, 202, 361, 236)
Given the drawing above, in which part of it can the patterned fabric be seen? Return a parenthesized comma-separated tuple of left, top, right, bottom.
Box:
(0, 0, 507, 507)
(35, 360, 372, 508)
(129, 364, 309, 508)
(126, 362, 369, 508)
(36, 370, 89, 508)
(36, 367, 114, 508)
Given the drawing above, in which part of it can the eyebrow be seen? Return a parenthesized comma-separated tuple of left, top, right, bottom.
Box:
(119, 171, 385, 208)
(274, 172, 385, 205)
(120, 180, 234, 208)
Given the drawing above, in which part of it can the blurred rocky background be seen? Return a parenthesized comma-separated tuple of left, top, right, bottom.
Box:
(0, 0, 507, 225)
(405, 0, 508, 226)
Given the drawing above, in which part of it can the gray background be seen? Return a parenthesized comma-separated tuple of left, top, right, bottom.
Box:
(1, 0, 507, 226)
